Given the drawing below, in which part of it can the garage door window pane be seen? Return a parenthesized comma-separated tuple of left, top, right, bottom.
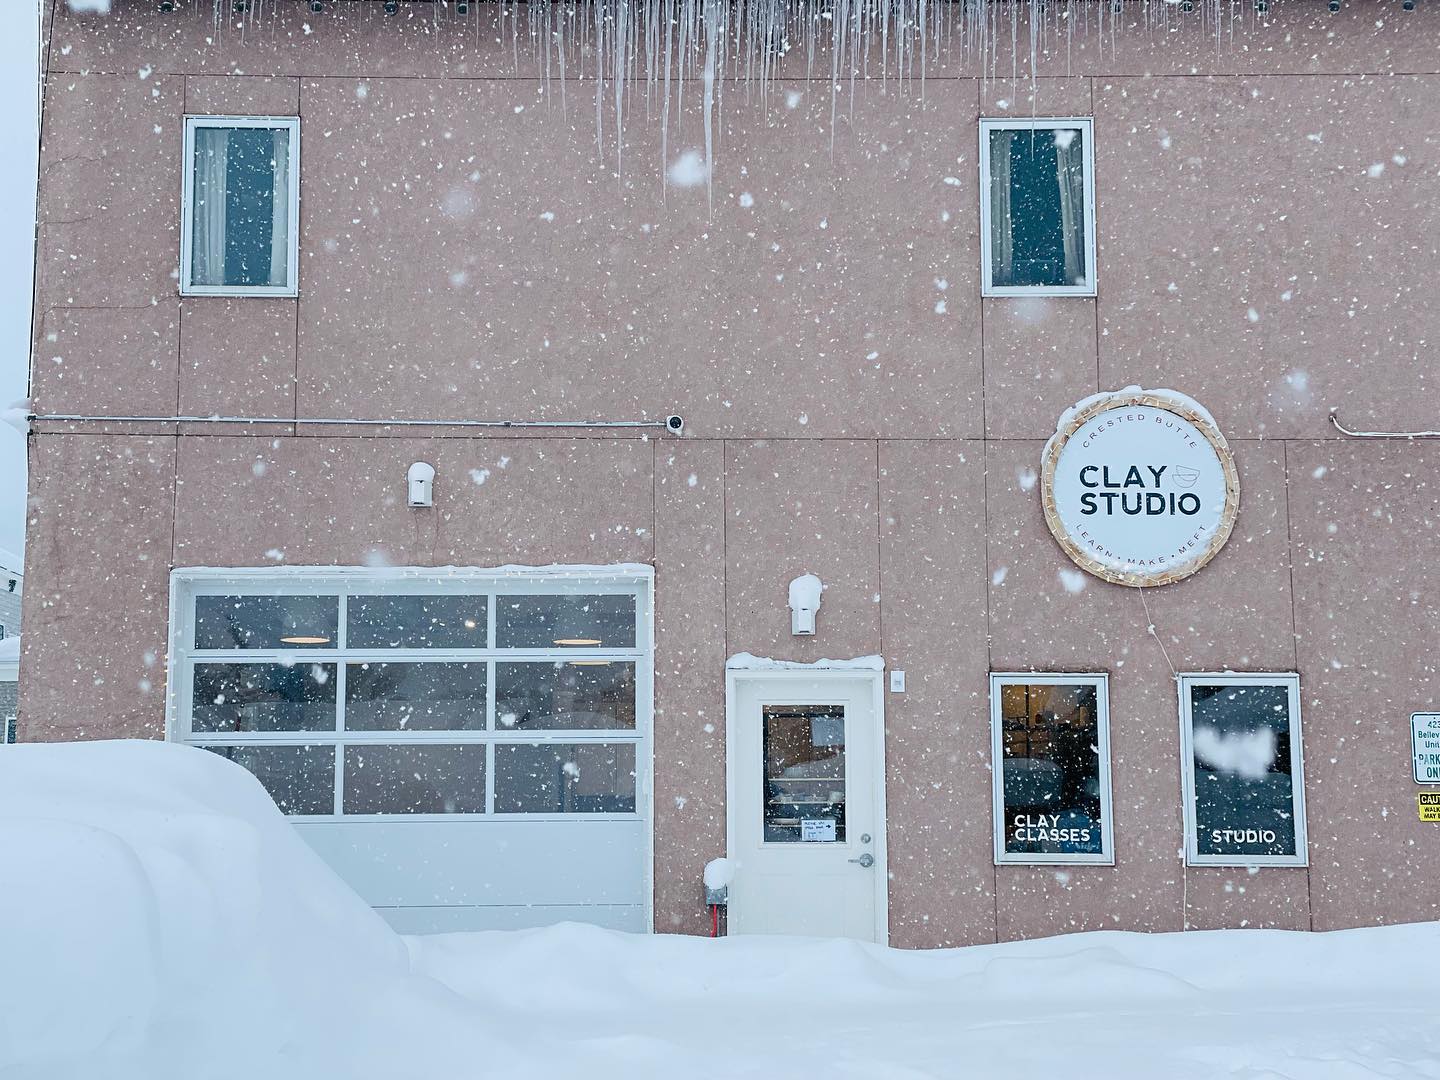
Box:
(1188, 682, 1301, 860)
(205, 744, 334, 815)
(342, 744, 487, 814)
(996, 680, 1106, 858)
(494, 742, 637, 813)
(192, 662, 337, 733)
(495, 594, 636, 649)
(345, 662, 487, 731)
(346, 595, 488, 649)
(496, 662, 636, 731)
(194, 594, 338, 650)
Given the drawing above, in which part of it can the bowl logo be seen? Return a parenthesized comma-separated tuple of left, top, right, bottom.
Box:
(1171, 465, 1201, 489)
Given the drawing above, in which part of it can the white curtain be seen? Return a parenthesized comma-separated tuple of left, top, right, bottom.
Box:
(988, 131, 1013, 286)
(1054, 129, 1086, 286)
(191, 127, 229, 286)
(268, 128, 290, 288)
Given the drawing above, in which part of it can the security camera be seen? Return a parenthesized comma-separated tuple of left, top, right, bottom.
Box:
(384, 0, 399, 12)
(456, 0, 469, 11)
(159, 0, 174, 9)
(1402, 0, 1415, 10)
(1328, 0, 1340, 9)
(310, 0, 323, 10)
(665, 414, 685, 435)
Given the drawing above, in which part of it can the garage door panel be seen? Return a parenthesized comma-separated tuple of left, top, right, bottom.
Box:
(296, 819, 648, 908)
(377, 904, 647, 935)
(171, 568, 655, 935)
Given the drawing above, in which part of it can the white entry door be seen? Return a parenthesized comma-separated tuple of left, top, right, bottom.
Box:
(726, 669, 887, 942)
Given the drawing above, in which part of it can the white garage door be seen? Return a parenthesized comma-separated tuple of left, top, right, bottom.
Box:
(168, 566, 653, 933)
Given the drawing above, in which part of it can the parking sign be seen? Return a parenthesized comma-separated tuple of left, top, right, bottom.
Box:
(1413, 714, 1440, 785)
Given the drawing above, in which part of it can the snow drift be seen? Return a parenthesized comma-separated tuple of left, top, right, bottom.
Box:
(0, 741, 532, 1080)
(1, 741, 1437, 1080)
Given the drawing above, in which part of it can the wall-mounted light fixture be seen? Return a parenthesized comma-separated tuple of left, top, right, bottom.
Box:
(407, 461, 436, 507)
(788, 573, 823, 636)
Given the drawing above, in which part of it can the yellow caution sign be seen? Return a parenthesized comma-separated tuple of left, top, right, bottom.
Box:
(1421, 793, 1440, 823)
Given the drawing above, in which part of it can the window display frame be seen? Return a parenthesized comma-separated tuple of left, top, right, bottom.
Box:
(989, 672, 1115, 867)
(1178, 672, 1308, 868)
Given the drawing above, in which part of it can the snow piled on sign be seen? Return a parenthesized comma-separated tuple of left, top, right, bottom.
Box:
(3, 741, 1439, 1079)
(1193, 723, 1278, 780)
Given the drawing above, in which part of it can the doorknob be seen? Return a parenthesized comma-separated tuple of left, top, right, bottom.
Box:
(848, 853, 875, 868)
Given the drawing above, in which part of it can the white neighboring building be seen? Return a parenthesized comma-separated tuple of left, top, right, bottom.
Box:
(0, 547, 18, 642)
(0, 548, 20, 745)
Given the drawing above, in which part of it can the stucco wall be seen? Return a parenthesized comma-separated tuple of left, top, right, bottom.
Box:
(20, 0, 1440, 944)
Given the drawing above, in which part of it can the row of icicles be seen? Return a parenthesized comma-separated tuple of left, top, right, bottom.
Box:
(172, 0, 1269, 208)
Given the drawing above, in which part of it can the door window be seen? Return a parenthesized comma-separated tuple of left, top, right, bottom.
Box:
(762, 704, 846, 843)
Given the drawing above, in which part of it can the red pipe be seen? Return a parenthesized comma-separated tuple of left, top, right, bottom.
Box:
(711, 903, 719, 938)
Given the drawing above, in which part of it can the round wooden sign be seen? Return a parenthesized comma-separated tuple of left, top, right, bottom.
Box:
(1040, 388, 1240, 588)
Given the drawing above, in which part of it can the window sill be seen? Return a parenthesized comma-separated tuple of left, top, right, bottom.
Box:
(982, 284, 1098, 299)
(180, 285, 299, 299)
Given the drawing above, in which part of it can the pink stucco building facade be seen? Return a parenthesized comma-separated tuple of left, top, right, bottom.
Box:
(18, 0, 1440, 946)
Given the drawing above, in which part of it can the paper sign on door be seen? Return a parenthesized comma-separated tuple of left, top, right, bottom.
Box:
(800, 818, 837, 842)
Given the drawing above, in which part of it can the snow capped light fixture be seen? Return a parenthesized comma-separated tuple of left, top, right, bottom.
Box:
(407, 461, 436, 508)
(788, 574, 823, 636)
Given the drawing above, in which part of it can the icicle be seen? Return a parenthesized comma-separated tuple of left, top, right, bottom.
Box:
(702, 0, 718, 217)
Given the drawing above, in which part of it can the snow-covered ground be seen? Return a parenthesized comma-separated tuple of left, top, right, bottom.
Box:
(2, 741, 1436, 1080)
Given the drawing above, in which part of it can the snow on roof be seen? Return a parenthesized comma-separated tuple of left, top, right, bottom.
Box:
(0, 547, 21, 578)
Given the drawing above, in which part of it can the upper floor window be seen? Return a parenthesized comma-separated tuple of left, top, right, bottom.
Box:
(980, 118, 1095, 297)
(181, 116, 299, 297)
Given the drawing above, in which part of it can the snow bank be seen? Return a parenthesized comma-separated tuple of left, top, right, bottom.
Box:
(414, 919, 1440, 1079)
(0, 741, 532, 1080)
(2, 741, 1437, 1080)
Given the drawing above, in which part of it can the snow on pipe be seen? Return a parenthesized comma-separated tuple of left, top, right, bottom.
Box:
(1329, 411, 1440, 439)
(27, 412, 685, 432)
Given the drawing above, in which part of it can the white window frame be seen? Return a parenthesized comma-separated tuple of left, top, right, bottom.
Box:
(1178, 672, 1308, 868)
(978, 117, 1097, 298)
(989, 672, 1114, 866)
(180, 115, 301, 298)
(166, 565, 654, 824)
